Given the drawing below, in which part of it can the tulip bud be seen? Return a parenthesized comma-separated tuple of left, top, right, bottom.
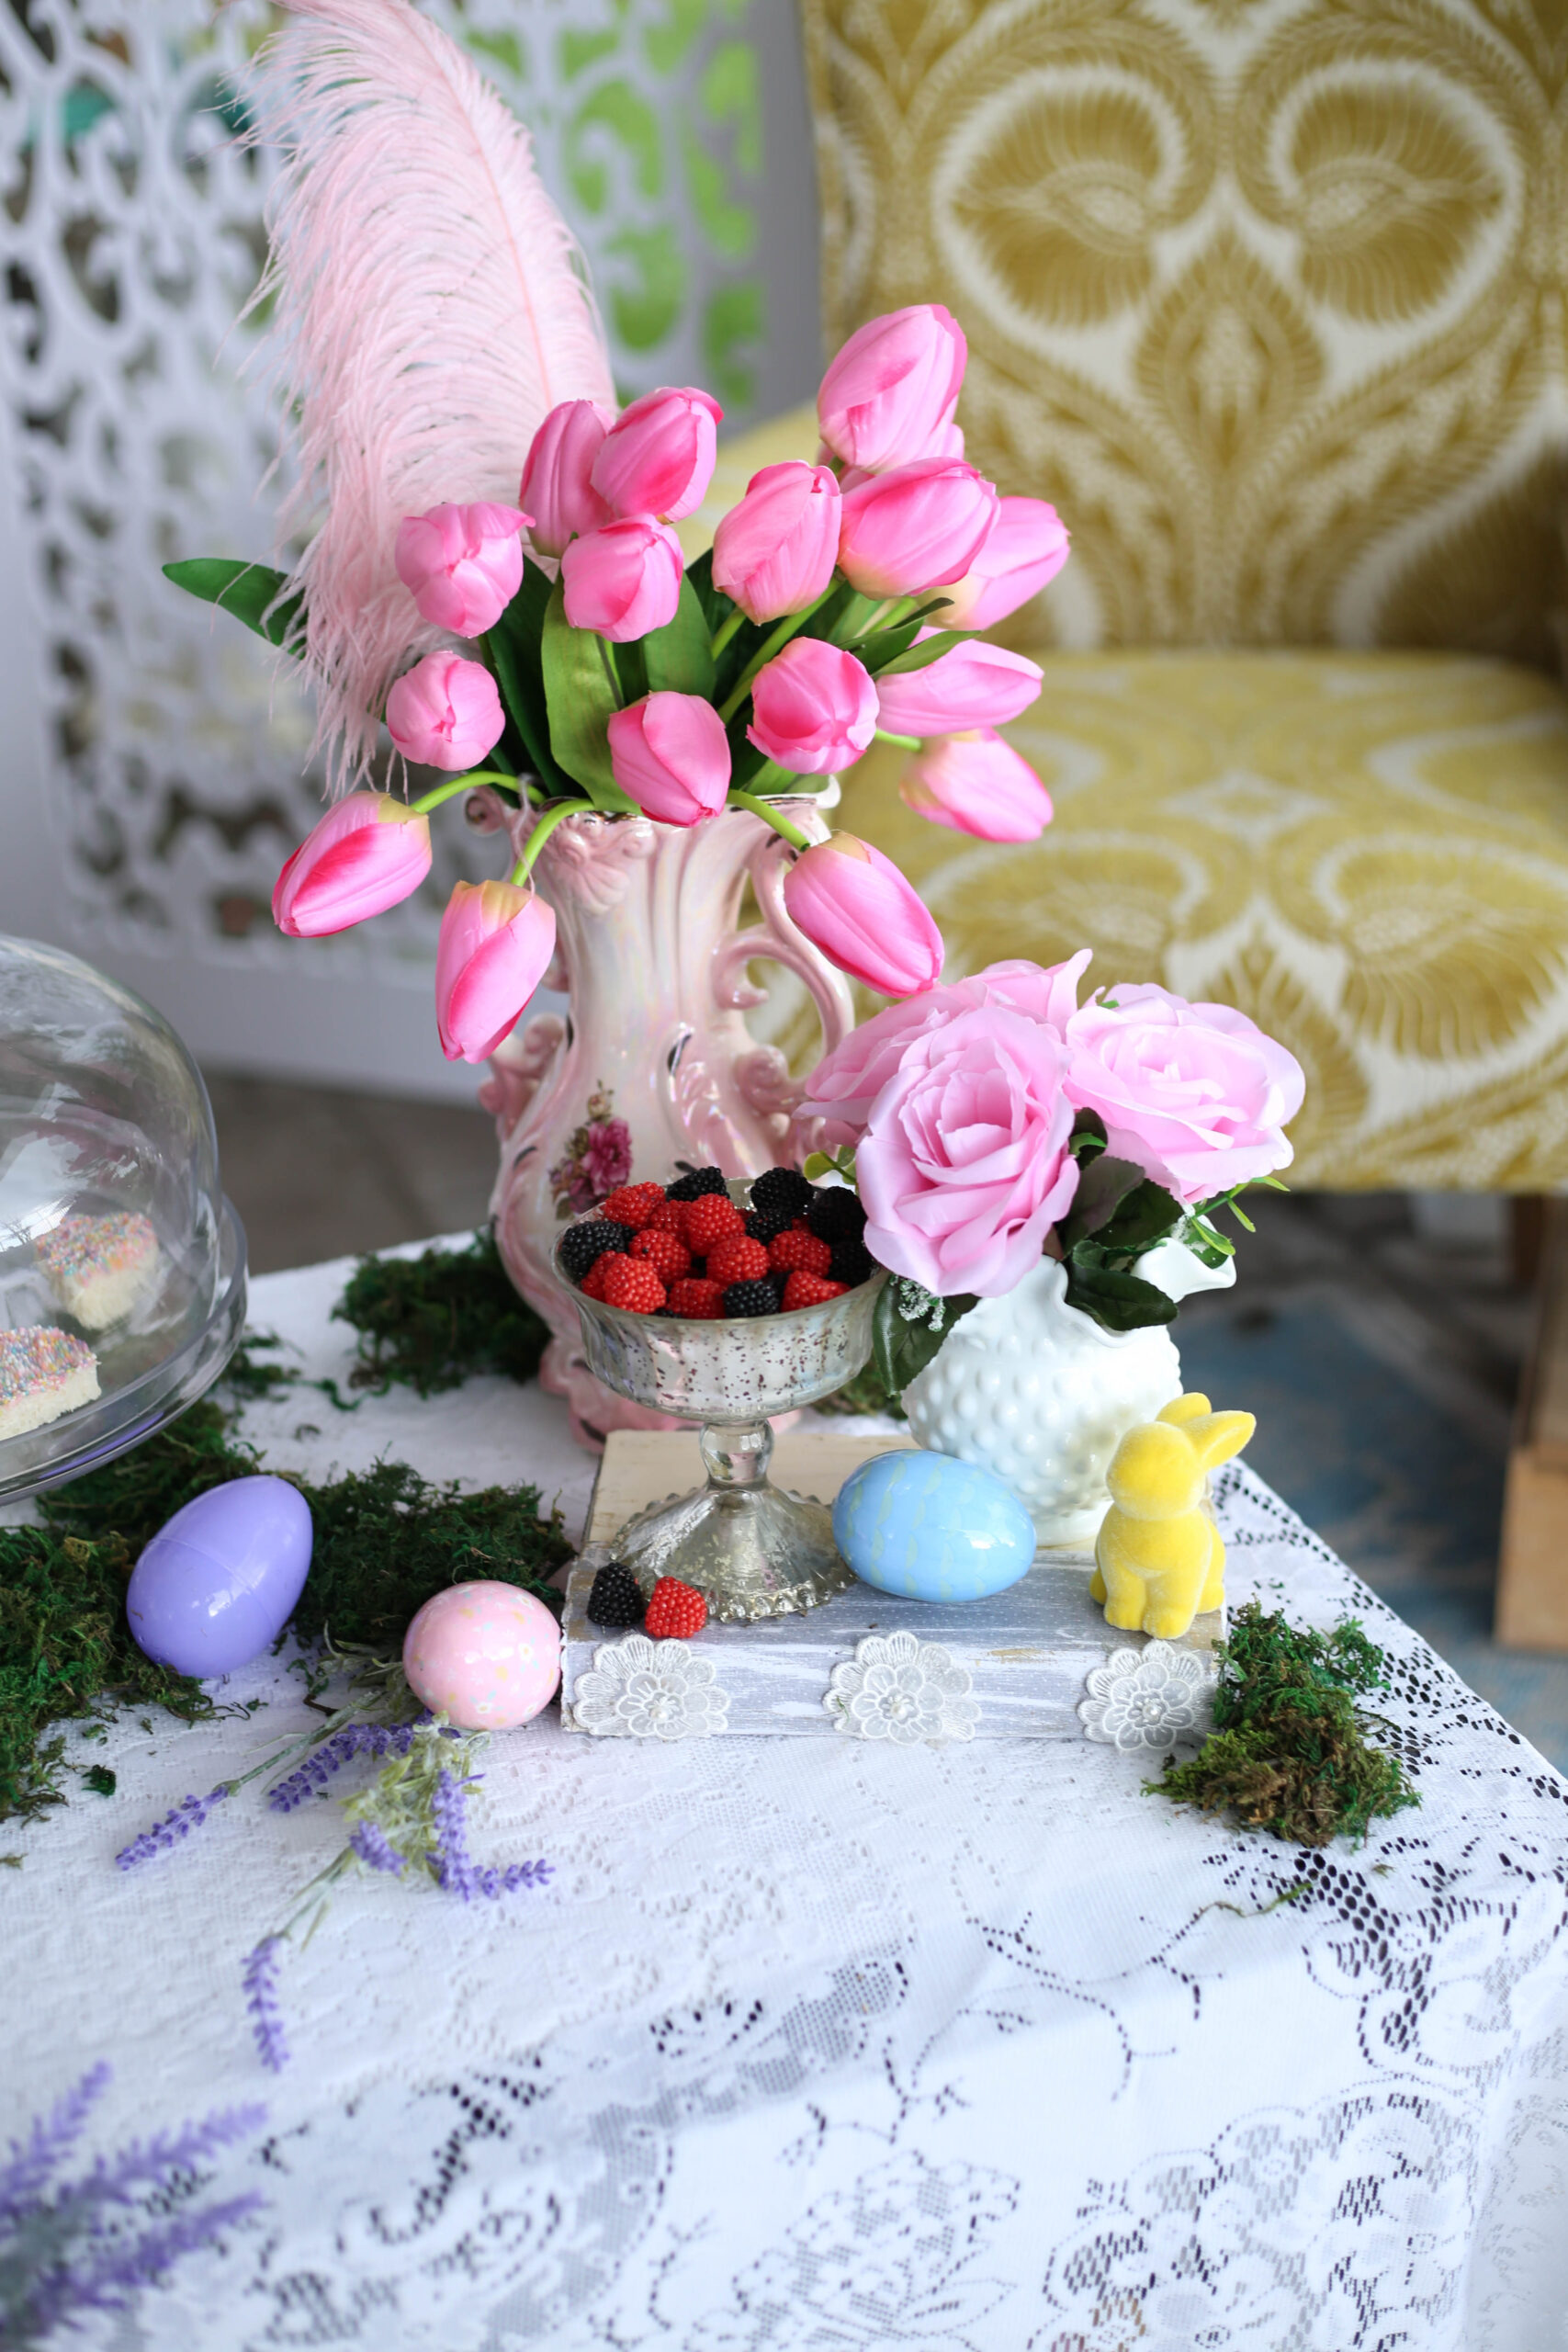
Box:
(520, 400, 615, 559)
(435, 881, 558, 1063)
(874, 639, 1043, 737)
(607, 691, 731, 824)
(560, 516, 684, 640)
(385, 652, 505, 772)
(783, 833, 944, 996)
(394, 501, 528, 637)
(748, 639, 877, 775)
(818, 304, 967, 473)
(942, 496, 1071, 629)
(711, 461, 841, 625)
(838, 459, 999, 597)
(591, 386, 723, 522)
(272, 793, 433, 938)
(899, 730, 1054, 842)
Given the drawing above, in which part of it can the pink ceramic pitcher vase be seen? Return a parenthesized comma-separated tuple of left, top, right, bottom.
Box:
(468, 792, 854, 1446)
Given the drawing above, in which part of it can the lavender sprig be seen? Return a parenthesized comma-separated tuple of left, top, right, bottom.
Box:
(0, 2061, 110, 2212)
(115, 1786, 230, 1871)
(266, 1722, 415, 1812)
(24, 2196, 264, 2340)
(348, 1819, 406, 1875)
(430, 1768, 479, 1900)
(241, 1938, 289, 2075)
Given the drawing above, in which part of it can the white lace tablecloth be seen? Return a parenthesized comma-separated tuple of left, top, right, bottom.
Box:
(8, 1246, 1568, 2351)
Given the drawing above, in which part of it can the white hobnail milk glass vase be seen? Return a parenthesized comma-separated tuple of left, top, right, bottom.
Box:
(901, 1239, 1235, 1545)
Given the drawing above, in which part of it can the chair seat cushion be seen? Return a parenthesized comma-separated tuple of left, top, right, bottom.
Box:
(836, 650, 1568, 1190)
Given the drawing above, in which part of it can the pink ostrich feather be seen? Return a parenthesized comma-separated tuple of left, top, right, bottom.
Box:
(248, 0, 615, 789)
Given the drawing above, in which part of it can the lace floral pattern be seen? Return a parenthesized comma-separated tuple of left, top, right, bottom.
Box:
(1078, 1642, 1214, 1750)
(824, 1630, 980, 1743)
(570, 1634, 729, 1739)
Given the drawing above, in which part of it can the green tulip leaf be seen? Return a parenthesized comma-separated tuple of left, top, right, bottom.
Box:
(486, 561, 572, 798)
(641, 571, 716, 700)
(539, 580, 638, 813)
(873, 626, 982, 678)
(163, 559, 302, 652)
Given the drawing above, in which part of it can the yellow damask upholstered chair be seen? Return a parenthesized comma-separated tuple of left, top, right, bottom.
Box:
(687, 0, 1568, 1197)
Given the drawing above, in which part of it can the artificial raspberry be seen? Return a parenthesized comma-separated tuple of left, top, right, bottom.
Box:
(750, 1166, 814, 1220)
(706, 1234, 771, 1289)
(602, 1182, 666, 1231)
(682, 1192, 744, 1252)
(579, 1256, 613, 1301)
(806, 1186, 866, 1243)
(768, 1227, 832, 1279)
(665, 1165, 729, 1202)
(645, 1198, 688, 1235)
(586, 1562, 645, 1628)
(601, 1255, 666, 1314)
(829, 1238, 874, 1288)
(644, 1576, 707, 1638)
(667, 1276, 726, 1319)
(782, 1271, 849, 1311)
(723, 1277, 780, 1318)
(629, 1227, 692, 1282)
(559, 1218, 633, 1280)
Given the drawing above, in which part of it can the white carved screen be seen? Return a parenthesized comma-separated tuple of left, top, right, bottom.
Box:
(0, 0, 818, 1097)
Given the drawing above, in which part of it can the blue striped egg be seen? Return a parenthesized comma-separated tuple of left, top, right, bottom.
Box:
(833, 1449, 1035, 1602)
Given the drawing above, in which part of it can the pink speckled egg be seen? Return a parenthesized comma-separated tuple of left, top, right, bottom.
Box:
(402, 1581, 561, 1730)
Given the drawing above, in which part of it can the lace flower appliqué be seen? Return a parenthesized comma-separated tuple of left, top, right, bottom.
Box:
(1078, 1641, 1213, 1750)
(824, 1630, 980, 1745)
(571, 1634, 729, 1740)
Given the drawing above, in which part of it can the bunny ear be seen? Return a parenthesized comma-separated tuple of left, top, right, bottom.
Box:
(1158, 1393, 1213, 1426)
(1190, 1410, 1256, 1470)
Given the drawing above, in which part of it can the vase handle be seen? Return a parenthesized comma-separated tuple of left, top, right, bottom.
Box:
(712, 831, 854, 1120)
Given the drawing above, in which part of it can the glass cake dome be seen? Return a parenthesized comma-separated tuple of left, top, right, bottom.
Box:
(0, 936, 246, 1501)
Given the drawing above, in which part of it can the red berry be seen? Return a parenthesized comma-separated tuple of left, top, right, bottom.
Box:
(645, 1198, 687, 1235)
(682, 1193, 744, 1252)
(629, 1227, 692, 1281)
(782, 1271, 849, 1311)
(667, 1276, 726, 1319)
(601, 1255, 666, 1315)
(644, 1576, 707, 1638)
(705, 1234, 771, 1288)
(602, 1182, 665, 1231)
(579, 1256, 613, 1301)
(768, 1228, 832, 1278)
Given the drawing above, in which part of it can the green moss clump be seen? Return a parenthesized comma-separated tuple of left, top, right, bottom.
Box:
(1150, 1601, 1420, 1847)
(333, 1227, 548, 1396)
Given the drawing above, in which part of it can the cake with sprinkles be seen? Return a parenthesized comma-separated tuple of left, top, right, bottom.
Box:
(0, 1327, 99, 1440)
(36, 1211, 159, 1329)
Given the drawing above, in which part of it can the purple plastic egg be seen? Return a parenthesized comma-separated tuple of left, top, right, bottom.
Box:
(127, 1476, 313, 1678)
(403, 1581, 560, 1730)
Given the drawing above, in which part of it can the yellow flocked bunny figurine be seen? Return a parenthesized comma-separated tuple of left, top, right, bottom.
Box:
(1090, 1394, 1257, 1640)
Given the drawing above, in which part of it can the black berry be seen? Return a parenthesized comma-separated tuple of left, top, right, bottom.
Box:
(743, 1205, 794, 1244)
(666, 1166, 729, 1202)
(807, 1187, 866, 1243)
(829, 1239, 874, 1287)
(560, 1219, 633, 1279)
(750, 1165, 813, 1220)
(722, 1277, 779, 1317)
(587, 1562, 645, 1627)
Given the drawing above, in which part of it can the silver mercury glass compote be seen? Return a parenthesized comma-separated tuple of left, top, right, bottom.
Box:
(556, 1184, 886, 1622)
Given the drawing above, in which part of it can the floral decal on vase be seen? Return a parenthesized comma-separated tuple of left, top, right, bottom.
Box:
(571, 1633, 729, 1739)
(547, 1083, 633, 1218)
(1078, 1642, 1214, 1750)
(823, 1629, 980, 1744)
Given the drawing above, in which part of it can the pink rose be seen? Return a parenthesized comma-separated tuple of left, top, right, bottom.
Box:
(584, 1117, 633, 1200)
(1064, 983, 1304, 1205)
(855, 1006, 1081, 1297)
(799, 952, 1090, 1146)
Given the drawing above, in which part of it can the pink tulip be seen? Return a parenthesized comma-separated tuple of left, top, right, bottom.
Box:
(519, 399, 615, 559)
(818, 305, 967, 473)
(875, 639, 1043, 736)
(838, 459, 999, 597)
(899, 731, 1054, 842)
(711, 461, 841, 625)
(782, 833, 943, 995)
(560, 516, 684, 640)
(394, 501, 528, 637)
(435, 880, 558, 1063)
(272, 792, 433, 938)
(591, 386, 723, 522)
(942, 496, 1071, 629)
(748, 639, 877, 775)
(385, 652, 505, 771)
(607, 691, 731, 824)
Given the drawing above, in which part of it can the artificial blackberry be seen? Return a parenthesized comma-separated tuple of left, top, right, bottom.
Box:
(806, 1187, 866, 1244)
(722, 1276, 780, 1317)
(560, 1219, 633, 1280)
(743, 1205, 795, 1244)
(666, 1165, 729, 1202)
(750, 1165, 813, 1221)
(587, 1562, 646, 1627)
(829, 1238, 874, 1287)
